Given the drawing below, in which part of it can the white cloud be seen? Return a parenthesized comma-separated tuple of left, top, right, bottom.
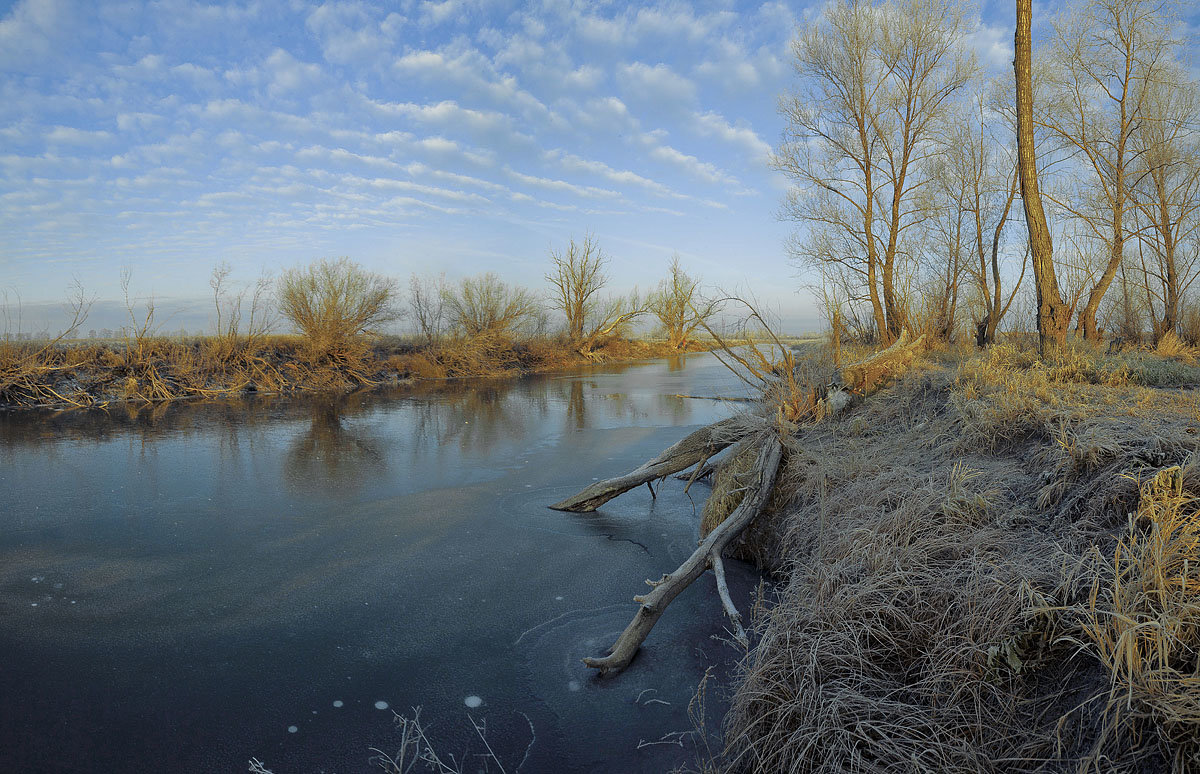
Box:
(504, 168, 621, 200)
(618, 61, 697, 107)
(0, 0, 74, 69)
(296, 145, 406, 172)
(264, 49, 327, 95)
(393, 46, 559, 124)
(647, 143, 736, 186)
(543, 149, 674, 196)
(628, 6, 731, 44)
(46, 126, 114, 145)
(364, 98, 515, 138)
(305, 3, 403, 66)
(324, 172, 491, 204)
(692, 111, 772, 161)
(963, 20, 1013, 73)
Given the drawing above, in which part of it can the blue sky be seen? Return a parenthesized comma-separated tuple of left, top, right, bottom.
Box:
(0, 0, 1110, 333)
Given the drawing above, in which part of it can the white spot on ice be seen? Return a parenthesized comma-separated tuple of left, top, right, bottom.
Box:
(332, 700, 343, 708)
(464, 695, 483, 708)
(374, 701, 389, 710)
(30, 603, 37, 607)
(555, 596, 563, 601)
(287, 726, 298, 733)
(568, 681, 581, 692)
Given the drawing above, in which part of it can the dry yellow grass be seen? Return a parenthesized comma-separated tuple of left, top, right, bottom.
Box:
(1065, 465, 1200, 769)
(0, 333, 714, 409)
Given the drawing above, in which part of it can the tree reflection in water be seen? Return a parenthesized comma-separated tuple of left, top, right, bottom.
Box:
(406, 380, 534, 457)
(283, 393, 385, 494)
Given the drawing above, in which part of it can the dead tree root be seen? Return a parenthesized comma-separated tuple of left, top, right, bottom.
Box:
(581, 435, 783, 673)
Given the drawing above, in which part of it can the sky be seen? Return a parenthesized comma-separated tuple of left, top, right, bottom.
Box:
(0, 0, 1158, 335)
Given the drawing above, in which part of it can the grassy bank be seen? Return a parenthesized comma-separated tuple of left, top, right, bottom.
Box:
(0, 333, 712, 410)
(708, 339, 1200, 772)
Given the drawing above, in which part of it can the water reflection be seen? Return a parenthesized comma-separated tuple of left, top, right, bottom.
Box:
(406, 380, 540, 456)
(284, 395, 385, 494)
(0, 355, 726, 454)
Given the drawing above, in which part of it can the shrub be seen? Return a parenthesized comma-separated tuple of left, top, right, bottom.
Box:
(443, 273, 540, 338)
(277, 258, 398, 365)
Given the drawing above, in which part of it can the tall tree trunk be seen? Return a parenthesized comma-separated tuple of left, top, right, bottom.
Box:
(861, 120, 889, 345)
(1078, 211, 1125, 342)
(1016, 0, 1069, 355)
(1157, 186, 1180, 343)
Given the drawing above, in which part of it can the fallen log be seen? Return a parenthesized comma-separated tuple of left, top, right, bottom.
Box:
(555, 330, 928, 674)
(549, 415, 749, 512)
(582, 434, 783, 673)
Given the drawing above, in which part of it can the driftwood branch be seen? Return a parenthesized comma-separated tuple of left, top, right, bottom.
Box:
(550, 416, 748, 512)
(554, 330, 929, 675)
(711, 553, 748, 647)
(581, 436, 783, 673)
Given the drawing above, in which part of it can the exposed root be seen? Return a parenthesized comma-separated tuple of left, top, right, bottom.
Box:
(582, 435, 783, 673)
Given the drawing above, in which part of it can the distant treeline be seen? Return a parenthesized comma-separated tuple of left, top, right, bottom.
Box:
(0, 236, 722, 408)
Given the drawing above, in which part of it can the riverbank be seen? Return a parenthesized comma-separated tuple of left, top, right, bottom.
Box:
(711, 341, 1200, 772)
(0, 334, 714, 410)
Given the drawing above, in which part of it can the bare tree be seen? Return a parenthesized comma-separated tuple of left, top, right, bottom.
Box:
(544, 235, 645, 355)
(1128, 69, 1200, 343)
(649, 255, 720, 350)
(935, 92, 1027, 346)
(775, 0, 974, 344)
(210, 262, 274, 354)
(917, 186, 966, 341)
(545, 234, 606, 348)
(408, 273, 447, 346)
(443, 273, 540, 338)
(1017, 0, 1071, 354)
(1040, 0, 1178, 341)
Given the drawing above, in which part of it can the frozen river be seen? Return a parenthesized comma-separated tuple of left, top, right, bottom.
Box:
(0, 352, 758, 773)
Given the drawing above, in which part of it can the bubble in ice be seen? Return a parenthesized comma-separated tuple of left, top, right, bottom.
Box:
(374, 701, 389, 710)
(464, 695, 483, 708)
(568, 680, 581, 692)
(332, 700, 343, 708)
(287, 726, 298, 734)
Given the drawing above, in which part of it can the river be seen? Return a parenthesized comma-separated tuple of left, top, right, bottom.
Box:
(0, 352, 758, 773)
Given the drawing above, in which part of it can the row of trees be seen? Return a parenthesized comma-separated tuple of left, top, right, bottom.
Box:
(276, 237, 717, 362)
(778, 0, 1200, 350)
